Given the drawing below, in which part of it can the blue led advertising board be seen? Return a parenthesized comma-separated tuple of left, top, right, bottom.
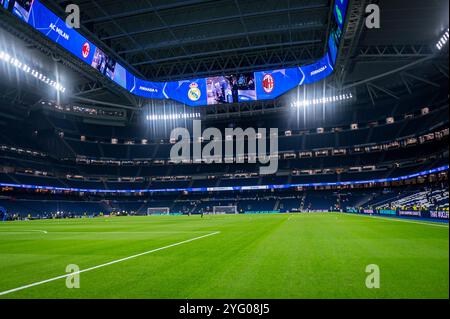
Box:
(333, 0, 349, 31)
(2, 0, 348, 106)
(0, 165, 447, 195)
(1, 0, 9, 10)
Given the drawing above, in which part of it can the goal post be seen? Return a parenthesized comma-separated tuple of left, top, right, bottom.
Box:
(213, 206, 238, 215)
(147, 207, 170, 216)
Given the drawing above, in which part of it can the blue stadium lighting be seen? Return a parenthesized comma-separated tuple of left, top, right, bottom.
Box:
(146, 113, 201, 121)
(0, 165, 447, 194)
(291, 93, 353, 108)
(436, 28, 449, 50)
(0, 50, 66, 93)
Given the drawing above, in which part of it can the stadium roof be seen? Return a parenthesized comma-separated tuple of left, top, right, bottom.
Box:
(0, 0, 448, 116)
(42, 0, 330, 81)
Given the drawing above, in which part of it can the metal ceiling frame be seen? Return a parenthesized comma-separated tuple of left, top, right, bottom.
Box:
(45, 0, 329, 80)
(332, 0, 368, 88)
(97, 2, 327, 42)
(138, 42, 321, 81)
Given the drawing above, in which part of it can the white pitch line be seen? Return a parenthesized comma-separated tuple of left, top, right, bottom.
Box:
(351, 214, 449, 228)
(0, 231, 220, 296)
(31, 230, 48, 234)
(0, 230, 47, 234)
(0, 231, 211, 235)
(32, 231, 213, 234)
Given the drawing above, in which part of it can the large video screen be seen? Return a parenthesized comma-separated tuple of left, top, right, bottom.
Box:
(1, 0, 348, 106)
(207, 73, 256, 104)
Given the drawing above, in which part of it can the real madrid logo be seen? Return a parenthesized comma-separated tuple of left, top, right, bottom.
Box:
(262, 74, 274, 93)
(188, 82, 201, 101)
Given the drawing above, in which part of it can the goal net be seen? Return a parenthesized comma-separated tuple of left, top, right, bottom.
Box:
(213, 206, 238, 215)
(147, 207, 170, 215)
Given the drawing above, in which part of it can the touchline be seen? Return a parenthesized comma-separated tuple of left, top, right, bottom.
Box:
(170, 120, 279, 175)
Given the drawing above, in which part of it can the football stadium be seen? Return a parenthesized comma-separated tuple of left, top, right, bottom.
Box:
(0, 0, 448, 304)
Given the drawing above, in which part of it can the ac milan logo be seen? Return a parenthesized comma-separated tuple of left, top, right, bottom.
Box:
(262, 74, 274, 93)
(82, 42, 90, 59)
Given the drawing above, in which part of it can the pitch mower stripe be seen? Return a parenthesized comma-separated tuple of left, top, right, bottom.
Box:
(0, 231, 220, 296)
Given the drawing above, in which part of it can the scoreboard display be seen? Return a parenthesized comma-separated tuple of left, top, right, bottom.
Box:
(1, 0, 349, 106)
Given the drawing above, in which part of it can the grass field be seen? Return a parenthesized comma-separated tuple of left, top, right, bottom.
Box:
(0, 213, 448, 299)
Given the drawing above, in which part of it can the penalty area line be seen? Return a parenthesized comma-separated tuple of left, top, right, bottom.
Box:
(0, 231, 220, 296)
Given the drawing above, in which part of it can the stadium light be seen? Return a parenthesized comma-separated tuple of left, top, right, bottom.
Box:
(146, 113, 201, 121)
(0, 50, 66, 93)
(436, 28, 449, 50)
(291, 93, 353, 108)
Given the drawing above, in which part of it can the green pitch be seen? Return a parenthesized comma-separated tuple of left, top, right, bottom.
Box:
(0, 213, 448, 299)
